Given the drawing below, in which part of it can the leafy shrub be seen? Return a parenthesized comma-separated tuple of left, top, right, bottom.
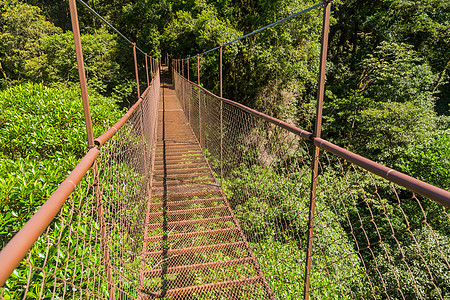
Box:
(397, 134, 450, 191)
(0, 0, 61, 85)
(224, 163, 364, 298)
(0, 83, 121, 246)
(35, 29, 121, 88)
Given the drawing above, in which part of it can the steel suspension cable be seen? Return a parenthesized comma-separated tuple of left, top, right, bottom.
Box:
(76, 0, 146, 55)
(182, 1, 324, 60)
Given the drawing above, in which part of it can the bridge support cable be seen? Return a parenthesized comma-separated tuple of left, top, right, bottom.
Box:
(179, 2, 324, 61)
(75, 0, 146, 55)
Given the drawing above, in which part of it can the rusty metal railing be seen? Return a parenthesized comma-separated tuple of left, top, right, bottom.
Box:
(0, 71, 160, 299)
(172, 1, 450, 297)
(0, 0, 161, 297)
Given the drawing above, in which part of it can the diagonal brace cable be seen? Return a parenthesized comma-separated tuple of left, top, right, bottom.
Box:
(182, 1, 324, 60)
(76, 0, 146, 55)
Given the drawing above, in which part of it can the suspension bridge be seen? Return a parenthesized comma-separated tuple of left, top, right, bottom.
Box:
(1, 0, 450, 299)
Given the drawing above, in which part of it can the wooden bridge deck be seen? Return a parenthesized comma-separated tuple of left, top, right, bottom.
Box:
(138, 67, 273, 299)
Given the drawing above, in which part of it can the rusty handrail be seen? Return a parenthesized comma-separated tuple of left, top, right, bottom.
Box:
(95, 84, 151, 147)
(315, 138, 450, 208)
(0, 72, 158, 287)
(0, 148, 99, 286)
(175, 71, 450, 208)
(181, 77, 314, 141)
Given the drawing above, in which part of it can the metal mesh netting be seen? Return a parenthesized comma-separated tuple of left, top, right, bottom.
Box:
(310, 153, 450, 299)
(0, 72, 160, 300)
(100, 72, 160, 297)
(173, 70, 450, 299)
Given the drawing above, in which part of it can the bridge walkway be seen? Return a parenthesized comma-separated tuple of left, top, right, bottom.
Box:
(138, 67, 273, 299)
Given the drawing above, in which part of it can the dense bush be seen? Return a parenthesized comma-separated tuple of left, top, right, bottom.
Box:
(224, 162, 364, 298)
(397, 134, 450, 191)
(0, 83, 122, 247)
(0, 0, 61, 86)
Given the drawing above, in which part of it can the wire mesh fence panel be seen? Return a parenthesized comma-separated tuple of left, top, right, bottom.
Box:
(99, 72, 160, 298)
(173, 68, 450, 300)
(175, 70, 314, 298)
(0, 72, 160, 300)
(0, 173, 109, 299)
(221, 102, 314, 299)
(310, 151, 450, 299)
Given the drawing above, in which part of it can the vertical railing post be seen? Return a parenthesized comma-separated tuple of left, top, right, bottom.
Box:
(219, 45, 223, 187)
(145, 53, 150, 87)
(303, 2, 331, 300)
(182, 59, 185, 110)
(188, 59, 190, 124)
(133, 43, 140, 98)
(68, 0, 114, 299)
(198, 54, 202, 146)
(150, 55, 154, 79)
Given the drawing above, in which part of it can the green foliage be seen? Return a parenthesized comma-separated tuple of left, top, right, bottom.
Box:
(0, 0, 61, 84)
(355, 101, 436, 163)
(0, 83, 120, 160)
(370, 226, 450, 298)
(224, 163, 364, 298)
(397, 134, 450, 190)
(34, 29, 120, 86)
(324, 41, 439, 166)
(358, 42, 437, 109)
(0, 83, 121, 246)
(0, 157, 77, 247)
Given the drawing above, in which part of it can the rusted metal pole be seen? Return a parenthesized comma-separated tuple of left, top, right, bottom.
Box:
(187, 59, 190, 81)
(182, 59, 185, 111)
(188, 59, 191, 123)
(303, 2, 331, 300)
(145, 53, 150, 87)
(133, 43, 140, 98)
(68, 0, 115, 299)
(69, 0, 93, 147)
(198, 54, 202, 146)
(150, 55, 154, 78)
(220, 45, 223, 187)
